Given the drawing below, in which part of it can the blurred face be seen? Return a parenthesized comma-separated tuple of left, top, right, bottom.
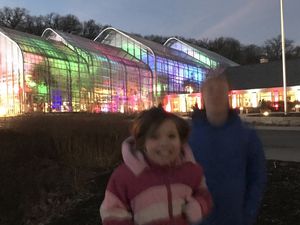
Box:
(202, 79, 229, 116)
(144, 119, 181, 166)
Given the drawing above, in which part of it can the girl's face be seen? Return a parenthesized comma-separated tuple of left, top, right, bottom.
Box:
(144, 119, 181, 166)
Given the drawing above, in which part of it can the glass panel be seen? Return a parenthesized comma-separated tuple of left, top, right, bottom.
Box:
(134, 44, 141, 60)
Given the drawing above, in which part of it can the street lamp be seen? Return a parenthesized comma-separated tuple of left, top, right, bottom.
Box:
(280, 0, 287, 115)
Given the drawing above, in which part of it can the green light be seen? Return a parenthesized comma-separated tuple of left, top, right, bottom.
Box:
(38, 84, 48, 94)
(157, 83, 162, 96)
(127, 42, 134, 56)
(134, 46, 141, 60)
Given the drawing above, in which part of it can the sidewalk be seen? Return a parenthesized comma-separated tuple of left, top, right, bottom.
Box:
(264, 147, 300, 162)
(240, 114, 300, 126)
(254, 125, 300, 162)
(254, 125, 300, 131)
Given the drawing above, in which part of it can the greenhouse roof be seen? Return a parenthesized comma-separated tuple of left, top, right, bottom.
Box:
(95, 27, 204, 68)
(0, 26, 79, 62)
(164, 37, 239, 67)
(42, 28, 149, 69)
(225, 58, 300, 90)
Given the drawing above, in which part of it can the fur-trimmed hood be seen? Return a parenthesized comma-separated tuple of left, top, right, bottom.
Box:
(121, 136, 196, 176)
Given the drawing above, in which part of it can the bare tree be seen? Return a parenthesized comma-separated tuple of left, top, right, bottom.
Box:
(81, 19, 102, 39)
(25, 15, 48, 35)
(240, 44, 263, 65)
(263, 35, 295, 60)
(54, 14, 83, 34)
(206, 37, 242, 63)
(195, 38, 210, 49)
(0, 7, 29, 29)
(144, 35, 169, 44)
(42, 13, 60, 28)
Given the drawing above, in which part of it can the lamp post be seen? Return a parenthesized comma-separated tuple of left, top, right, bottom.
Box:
(280, 0, 287, 115)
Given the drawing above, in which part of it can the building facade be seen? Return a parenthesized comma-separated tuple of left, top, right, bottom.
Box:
(225, 59, 300, 113)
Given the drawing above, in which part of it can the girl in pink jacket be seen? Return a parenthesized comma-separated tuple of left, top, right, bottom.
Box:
(100, 107, 212, 225)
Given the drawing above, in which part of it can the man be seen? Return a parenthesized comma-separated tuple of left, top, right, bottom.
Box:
(189, 73, 266, 225)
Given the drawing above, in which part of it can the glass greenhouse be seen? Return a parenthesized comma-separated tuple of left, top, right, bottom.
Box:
(0, 26, 152, 115)
(94, 27, 209, 105)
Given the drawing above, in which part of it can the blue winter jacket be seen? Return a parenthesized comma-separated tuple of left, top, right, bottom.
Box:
(189, 109, 266, 225)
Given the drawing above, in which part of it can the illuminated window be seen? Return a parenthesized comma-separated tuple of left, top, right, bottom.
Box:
(232, 93, 237, 108)
(251, 92, 258, 107)
(127, 41, 134, 56)
(134, 45, 141, 60)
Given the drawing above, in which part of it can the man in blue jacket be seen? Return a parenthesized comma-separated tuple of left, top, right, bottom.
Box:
(189, 73, 266, 225)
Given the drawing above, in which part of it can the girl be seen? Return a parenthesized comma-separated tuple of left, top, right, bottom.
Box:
(100, 107, 212, 225)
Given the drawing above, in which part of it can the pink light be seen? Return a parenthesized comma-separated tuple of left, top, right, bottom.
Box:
(165, 95, 171, 112)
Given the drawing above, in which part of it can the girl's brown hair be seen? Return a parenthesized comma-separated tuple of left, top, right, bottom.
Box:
(131, 107, 189, 152)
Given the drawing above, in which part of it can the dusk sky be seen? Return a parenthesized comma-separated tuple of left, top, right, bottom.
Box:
(1, 0, 300, 46)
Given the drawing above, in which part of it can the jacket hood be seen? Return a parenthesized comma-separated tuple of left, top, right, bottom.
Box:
(121, 137, 196, 176)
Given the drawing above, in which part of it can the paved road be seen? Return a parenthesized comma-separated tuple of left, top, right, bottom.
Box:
(255, 126, 300, 162)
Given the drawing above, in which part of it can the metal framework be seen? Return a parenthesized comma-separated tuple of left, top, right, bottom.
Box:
(95, 27, 208, 106)
(164, 37, 239, 69)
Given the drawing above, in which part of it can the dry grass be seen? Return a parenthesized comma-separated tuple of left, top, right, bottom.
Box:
(0, 112, 132, 225)
(2, 112, 132, 168)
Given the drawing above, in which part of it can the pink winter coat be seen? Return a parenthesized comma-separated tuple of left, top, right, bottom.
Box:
(100, 139, 212, 225)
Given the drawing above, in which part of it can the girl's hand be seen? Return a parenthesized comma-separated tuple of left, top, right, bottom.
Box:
(183, 196, 203, 224)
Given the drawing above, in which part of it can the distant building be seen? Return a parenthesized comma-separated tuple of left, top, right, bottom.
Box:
(259, 54, 269, 64)
(225, 59, 300, 112)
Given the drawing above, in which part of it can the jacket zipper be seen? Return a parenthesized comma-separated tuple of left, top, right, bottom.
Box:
(166, 169, 173, 222)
